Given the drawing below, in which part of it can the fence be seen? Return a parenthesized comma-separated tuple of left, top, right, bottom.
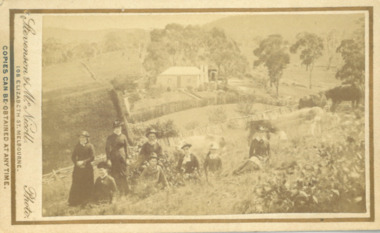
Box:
(129, 97, 217, 122)
(128, 89, 295, 123)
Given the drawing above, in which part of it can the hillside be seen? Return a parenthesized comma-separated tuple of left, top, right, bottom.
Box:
(43, 106, 366, 216)
(43, 27, 148, 44)
(42, 50, 143, 94)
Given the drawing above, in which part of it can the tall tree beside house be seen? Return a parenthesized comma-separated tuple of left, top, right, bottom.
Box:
(143, 24, 248, 80)
(324, 29, 341, 70)
(253, 34, 290, 96)
(290, 32, 324, 89)
(335, 17, 364, 88)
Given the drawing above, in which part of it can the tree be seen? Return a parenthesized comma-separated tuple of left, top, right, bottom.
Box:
(103, 32, 124, 52)
(290, 32, 324, 89)
(335, 17, 364, 88)
(324, 29, 341, 70)
(335, 39, 364, 86)
(253, 35, 290, 96)
(143, 25, 248, 80)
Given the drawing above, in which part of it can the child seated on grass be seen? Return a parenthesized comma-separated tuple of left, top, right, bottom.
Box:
(93, 161, 118, 204)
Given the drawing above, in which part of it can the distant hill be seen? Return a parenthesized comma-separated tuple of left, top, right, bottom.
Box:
(204, 14, 362, 42)
(43, 27, 148, 44)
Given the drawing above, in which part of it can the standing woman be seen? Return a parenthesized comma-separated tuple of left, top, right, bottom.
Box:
(68, 131, 95, 206)
(105, 120, 130, 196)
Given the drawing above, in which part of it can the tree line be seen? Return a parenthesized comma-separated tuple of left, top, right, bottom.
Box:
(254, 18, 364, 96)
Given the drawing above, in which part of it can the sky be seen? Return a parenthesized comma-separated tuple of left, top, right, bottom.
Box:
(43, 14, 229, 30)
(43, 12, 365, 31)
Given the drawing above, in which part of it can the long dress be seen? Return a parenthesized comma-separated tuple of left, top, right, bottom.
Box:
(105, 133, 129, 195)
(68, 143, 95, 206)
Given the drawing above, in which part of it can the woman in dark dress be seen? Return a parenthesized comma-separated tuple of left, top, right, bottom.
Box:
(105, 120, 130, 195)
(68, 131, 95, 206)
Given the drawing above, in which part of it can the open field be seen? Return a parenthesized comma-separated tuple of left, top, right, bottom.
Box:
(42, 50, 143, 93)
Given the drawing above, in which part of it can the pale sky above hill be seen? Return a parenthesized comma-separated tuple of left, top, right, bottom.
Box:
(43, 14, 228, 30)
(43, 12, 364, 32)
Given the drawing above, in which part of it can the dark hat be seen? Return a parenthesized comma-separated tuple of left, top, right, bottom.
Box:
(146, 129, 158, 137)
(149, 152, 158, 160)
(80, 131, 90, 137)
(97, 161, 110, 169)
(181, 142, 192, 149)
(113, 120, 124, 128)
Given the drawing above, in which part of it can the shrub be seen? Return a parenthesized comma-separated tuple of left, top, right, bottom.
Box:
(146, 87, 164, 99)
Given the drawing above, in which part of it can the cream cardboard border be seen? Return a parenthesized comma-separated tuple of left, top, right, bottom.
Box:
(1, 0, 380, 232)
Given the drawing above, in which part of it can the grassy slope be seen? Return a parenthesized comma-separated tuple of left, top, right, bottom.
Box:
(42, 50, 143, 93)
(43, 106, 365, 216)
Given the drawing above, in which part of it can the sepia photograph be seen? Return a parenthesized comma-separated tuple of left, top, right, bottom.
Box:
(40, 12, 367, 217)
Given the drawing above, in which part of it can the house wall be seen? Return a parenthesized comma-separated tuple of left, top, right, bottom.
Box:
(179, 75, 200, 88)
(156, 74, 201, 89)
(156, 75, 178, 90)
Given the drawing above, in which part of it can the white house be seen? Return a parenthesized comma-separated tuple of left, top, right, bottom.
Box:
(156, 65, 209, 90)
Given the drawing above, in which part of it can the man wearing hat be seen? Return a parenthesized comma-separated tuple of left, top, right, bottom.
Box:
(93, 161, 117, 204)
(105, 120, 130, 195)
(136, 128, 163, 169)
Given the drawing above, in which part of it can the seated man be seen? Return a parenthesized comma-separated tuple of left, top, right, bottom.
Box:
(136, 129, 163, 170)
(140, 153, 168, 190)
(93, 161, 118, 204)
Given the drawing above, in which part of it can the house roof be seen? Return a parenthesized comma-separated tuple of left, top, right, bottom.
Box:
(159, 66, 201, 76)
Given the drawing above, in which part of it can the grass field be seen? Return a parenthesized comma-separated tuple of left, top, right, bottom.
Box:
(43, 105, 366, 216)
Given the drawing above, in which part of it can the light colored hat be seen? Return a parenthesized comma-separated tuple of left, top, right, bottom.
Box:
(210, 143, 219, 150)
(80, 131, 90, 137)
(149, 152, 158, 160)
(146, 129, 158, 137)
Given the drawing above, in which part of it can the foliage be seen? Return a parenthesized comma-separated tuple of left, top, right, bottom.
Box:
(335, 40, 364, 86)
(143, 24, 248, 78)
(131, 120, 179, 139)
(290, 32, 324, 89)
(102, 32, 124, 52)
(109, 74, 139, 92)
(42, 89, 116, 173)
(335, 17, 365, 87)
(253, 35, 290, 96)
(324, 29, 341, 70)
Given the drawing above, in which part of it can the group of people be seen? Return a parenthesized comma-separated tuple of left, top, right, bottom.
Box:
(68, 120, 269, 207)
